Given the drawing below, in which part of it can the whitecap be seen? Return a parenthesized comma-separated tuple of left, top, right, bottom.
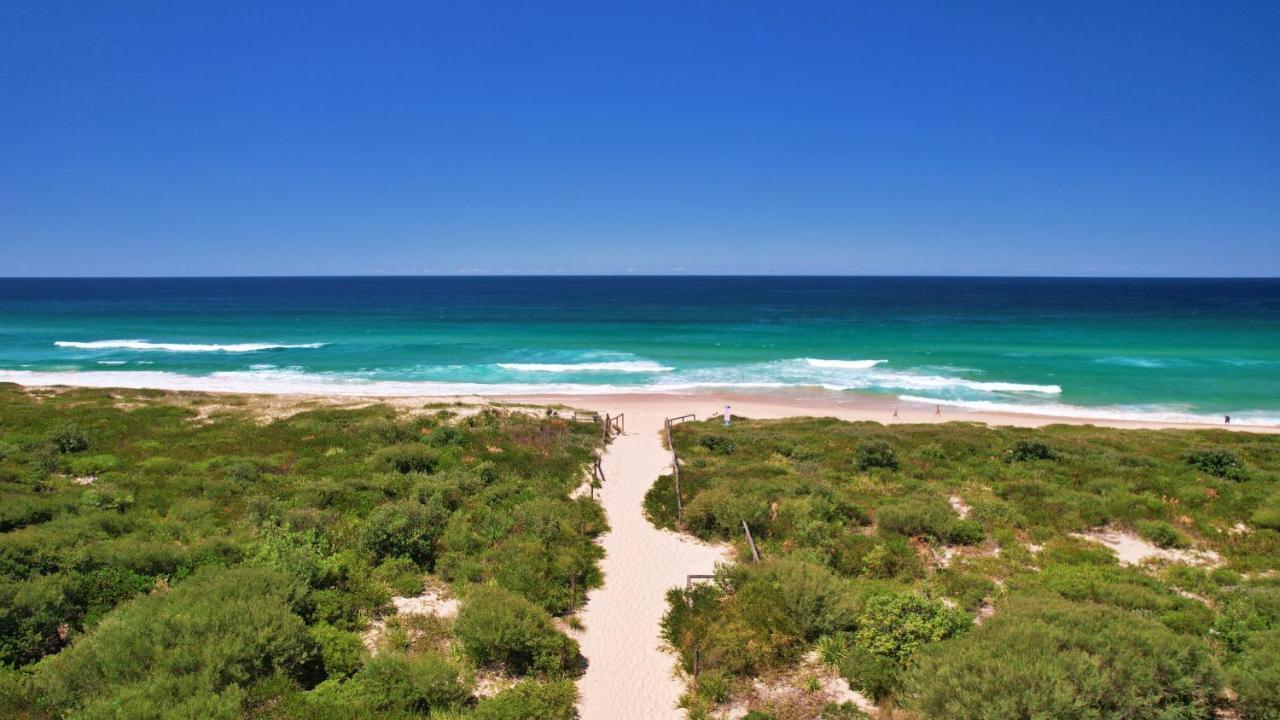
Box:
(55, 339, 328, 353)
(497, 361, 672, 373)
(803, 358, 888, 369)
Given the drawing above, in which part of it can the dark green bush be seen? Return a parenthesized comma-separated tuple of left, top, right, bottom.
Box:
(51, 425, 90, 454)
(699, 434, 738, 454)
(359, 499, 448, 567)
(1185, 448, 1244, 478)
(371, 444, 441, 474)
(454, 585, 580, 677)
(309, 623, 364, 679)
(1007, 439, 1056, 462)
(426, 425, 465, 448)
(855, 440, 898, 470)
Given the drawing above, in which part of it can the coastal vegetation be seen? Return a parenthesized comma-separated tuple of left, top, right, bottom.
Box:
(650, 416, 1280, 719)
(0, 384, 604, 719)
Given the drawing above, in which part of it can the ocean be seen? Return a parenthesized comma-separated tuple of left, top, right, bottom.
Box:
(1, 276, 1278, 425)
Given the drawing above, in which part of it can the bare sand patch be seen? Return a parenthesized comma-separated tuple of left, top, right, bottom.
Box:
(1072, 527, 1222, 567)
(361, 582, 459, 654)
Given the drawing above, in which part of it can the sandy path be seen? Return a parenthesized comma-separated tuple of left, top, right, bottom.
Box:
(575, 409, 730, 720)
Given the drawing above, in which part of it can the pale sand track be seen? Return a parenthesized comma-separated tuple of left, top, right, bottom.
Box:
(574, 409, 730, 720)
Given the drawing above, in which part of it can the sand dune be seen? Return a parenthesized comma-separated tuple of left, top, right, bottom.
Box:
(574, 409, 730, 720)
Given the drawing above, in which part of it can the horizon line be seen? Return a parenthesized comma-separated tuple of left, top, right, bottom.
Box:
(2, 273, 1280, 281)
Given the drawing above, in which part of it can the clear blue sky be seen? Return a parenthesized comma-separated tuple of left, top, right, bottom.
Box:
(1, 1, 1277, 276)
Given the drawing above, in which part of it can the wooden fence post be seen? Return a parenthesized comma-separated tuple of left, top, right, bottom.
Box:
(742, 520, 761, 562)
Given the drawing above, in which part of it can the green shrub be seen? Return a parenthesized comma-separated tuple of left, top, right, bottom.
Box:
(1185, 448, 1244, 478)
(454, 585, 580, 677)
(309, 623, 364, 679)
(426, 425, 465, 448)
(31, 566, 313, 716)
(876, 498, 983, 545)
(337, 652, 470, 713)
(900, 596, 1221, 719)
(838, 646, 901, 702)
(1007, 439, 1056, 462)
(732, 559, 856, 643)
(855, 440, 898, 470)
(853, 593, 969, 662)
(474, 679, 579, 720)
(1136, 520, 1190, 549)
(371, 444, 441, 474)
(51, 425, 90, 454)
(359, 499, 448, 567)
(373, 557, 425, 596)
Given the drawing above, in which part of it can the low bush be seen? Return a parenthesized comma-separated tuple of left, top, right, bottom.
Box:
(371, 443, 441, 474)
(359, 499, 448, 567)
(454, 585, 580, 677)
(1007, 439, 1056, 462)
(51, 425, 90, 454)
(855, 440, 898, 470)
(1136, 519, 1190, 549)
(474, 679, 578, 720)
(1185, 448, 1244, 478)
(900, 596, 1220, 719)
(875, 498, 983, 545)
(333, 652, 471, 714)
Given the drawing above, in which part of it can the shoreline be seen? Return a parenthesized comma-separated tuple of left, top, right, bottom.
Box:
(5, 379, 1276, 433)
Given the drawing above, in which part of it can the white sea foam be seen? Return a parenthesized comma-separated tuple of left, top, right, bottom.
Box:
(55, 340, 328, 353)
(497, 361, 673, 373)
(898, 395, 1280, 427)
(803, 358, 888, 370)
(2, 368, 1273, 426)
(96, 360, 127, 365)
(662, 359, 1062, 395)
(1096, 356, 1169, 369)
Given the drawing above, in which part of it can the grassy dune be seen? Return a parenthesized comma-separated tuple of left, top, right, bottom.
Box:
(0, 384, 605, 719)
(651, 417, 1280, 720)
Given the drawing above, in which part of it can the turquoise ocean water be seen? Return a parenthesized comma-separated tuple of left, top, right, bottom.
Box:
(1, 277, 1277, 425)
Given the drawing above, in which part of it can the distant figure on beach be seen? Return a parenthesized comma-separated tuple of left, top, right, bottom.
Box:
(724, 405, 732, 427)
(935, 404, 941, 416)
(892, 406, 899, 419)
(1225, 415, 1231, 425)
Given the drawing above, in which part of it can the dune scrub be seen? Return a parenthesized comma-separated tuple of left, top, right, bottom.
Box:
(654, 416, 1280, 719)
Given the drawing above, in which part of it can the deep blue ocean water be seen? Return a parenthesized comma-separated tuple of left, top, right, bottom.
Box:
(1, 277, 1278, 424)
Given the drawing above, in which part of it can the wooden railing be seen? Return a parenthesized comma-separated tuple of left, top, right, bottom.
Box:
(664, 415, 694, 520)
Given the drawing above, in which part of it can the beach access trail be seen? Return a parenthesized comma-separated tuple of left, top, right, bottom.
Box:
(575, 409, 730, 720)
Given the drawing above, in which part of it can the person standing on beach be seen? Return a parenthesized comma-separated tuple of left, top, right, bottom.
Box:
(892, 406, 899, 420)
(935, 404, 941, 417)
(1225, 415, 1231, 424)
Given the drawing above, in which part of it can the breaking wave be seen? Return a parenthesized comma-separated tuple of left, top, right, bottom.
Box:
(55, 339, 328, 353)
